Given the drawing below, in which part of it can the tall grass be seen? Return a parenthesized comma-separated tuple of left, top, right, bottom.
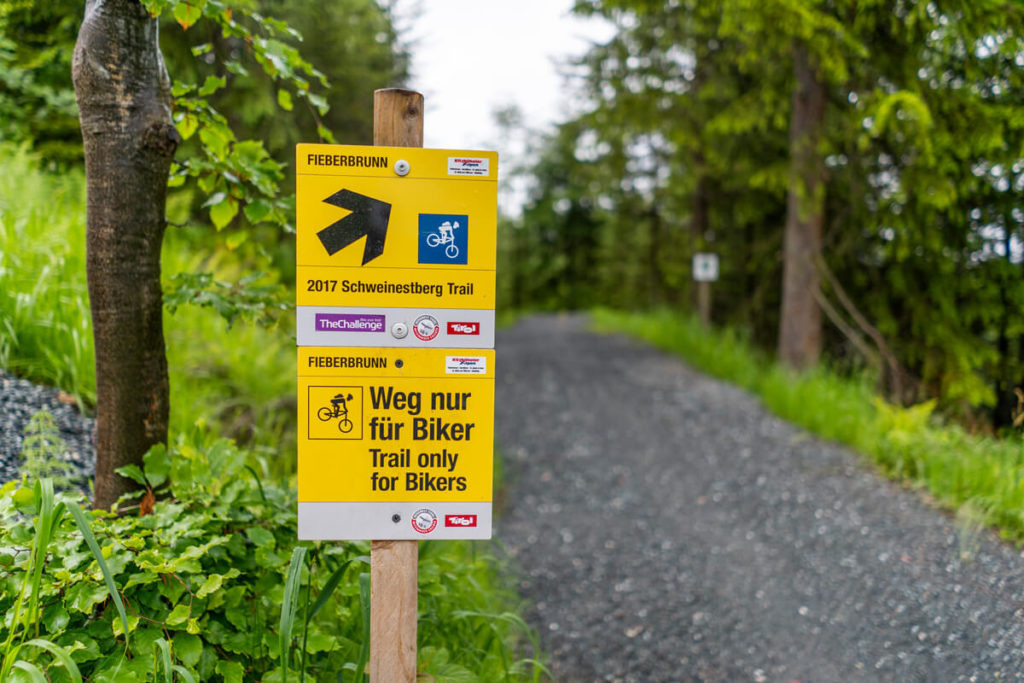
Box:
(593, 307, 1024, 543)
(0, 145, 94, 405)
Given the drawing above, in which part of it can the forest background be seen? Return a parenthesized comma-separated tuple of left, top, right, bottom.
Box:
(2, 0, 1024, 679)
(6, 0, 1024, 433)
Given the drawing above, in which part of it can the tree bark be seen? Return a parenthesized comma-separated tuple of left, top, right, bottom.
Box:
(72, 0, 179, 509)
(690, 152, 710, 313)
(778, 42, 826, 370)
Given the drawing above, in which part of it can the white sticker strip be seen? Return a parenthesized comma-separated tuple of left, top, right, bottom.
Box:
(297, 307, 495, 349)
(447, 156, 490, 177)
(298, 501, 492, 540)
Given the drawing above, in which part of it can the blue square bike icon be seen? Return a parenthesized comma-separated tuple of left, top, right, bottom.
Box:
(419, 213, 468, 264)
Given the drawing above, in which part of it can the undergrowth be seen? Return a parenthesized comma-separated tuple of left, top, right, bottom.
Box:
(592, 307, 1024, 544)
(0, 432, 545, 681)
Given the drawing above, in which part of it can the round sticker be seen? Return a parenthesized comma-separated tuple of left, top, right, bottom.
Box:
(413, 314, 440, 341)
(411, 509, 437, 534)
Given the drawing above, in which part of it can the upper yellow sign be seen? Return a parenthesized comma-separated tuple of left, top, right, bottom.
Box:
(296, 144, 498, 274)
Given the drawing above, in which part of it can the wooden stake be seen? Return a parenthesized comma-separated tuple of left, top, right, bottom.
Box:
(370, 540, 418, 682)
(697, 280, 711, 328)
(370, 87, 423, 683)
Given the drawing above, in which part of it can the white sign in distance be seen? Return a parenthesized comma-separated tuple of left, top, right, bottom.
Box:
(693, 253, 719, 282)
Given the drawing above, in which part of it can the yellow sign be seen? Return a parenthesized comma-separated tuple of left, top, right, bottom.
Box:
(295, 143, 497, 540)
(296, 144, 497, 310)
(297, 346, 494, 539)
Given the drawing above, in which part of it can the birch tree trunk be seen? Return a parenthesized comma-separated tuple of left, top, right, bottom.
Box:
(72, 0, 179, 509)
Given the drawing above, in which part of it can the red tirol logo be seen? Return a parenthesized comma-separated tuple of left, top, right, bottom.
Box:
(447, 322, 480, 335)
(444, 514, 478, 527)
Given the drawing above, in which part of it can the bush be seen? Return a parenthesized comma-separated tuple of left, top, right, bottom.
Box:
(0, 431, 543, 681)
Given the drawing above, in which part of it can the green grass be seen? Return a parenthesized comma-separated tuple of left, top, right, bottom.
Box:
(592, 307, 1024, 543)
(0, 144, 93, 405)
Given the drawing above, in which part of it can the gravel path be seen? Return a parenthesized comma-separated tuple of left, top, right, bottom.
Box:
(495, 313, 1024, 682)
(0, 369, 94, 486)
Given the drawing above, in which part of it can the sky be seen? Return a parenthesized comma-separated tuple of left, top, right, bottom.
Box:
(401, 1, 614, 152)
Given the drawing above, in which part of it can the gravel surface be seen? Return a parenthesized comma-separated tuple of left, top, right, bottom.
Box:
(0, 369, 95, 486)
(495, 313, 1024, 682)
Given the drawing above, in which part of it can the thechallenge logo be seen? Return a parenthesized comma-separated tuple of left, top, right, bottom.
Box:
(315, 313, 385, 332)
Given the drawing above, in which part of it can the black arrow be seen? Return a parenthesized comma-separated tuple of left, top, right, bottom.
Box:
(317, 189, 391, 265)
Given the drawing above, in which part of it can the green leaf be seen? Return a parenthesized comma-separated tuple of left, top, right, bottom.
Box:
(246, 526, 276, 548)
(13, 486, 34, 508)
(210, 196, 238, 230)
(66, 502, 131, 646)
(354, 572, 371, 682)
(66, 574, 108, 613)
(173, 1, 202, 30)
(174, 112, 198, 141)
(171, 665, 198, 683)
(309, 556, 362, 620)
(196, 573, 224, 598)
(41, 603, 70, 632)
(198, 122, 233, 159)
(224, 231, 247, 250)
(302, 632, 336, 654)
(277, 89, 293, 111)
(172, 633, 202, 667)
(112, 613, 140, 638)
(115, 465, 146, 487)
(197, 172, 219, 194)
(305, 92, 328, 115)
(279, 546, 307, 681)
(154, 638, 173, 682)
(199, 75, 226, 97)
(143, 444, 169, 488)
(215, 660, 244, 683)
(12, 660, 47, 683)
(23, 639, 82, 681)
(166, 603, 191, 626)
(243, 199, 272, 224)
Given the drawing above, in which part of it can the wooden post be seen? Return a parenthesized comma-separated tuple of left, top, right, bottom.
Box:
(369, 88, 423, 683)
(697, 280, 711, 328)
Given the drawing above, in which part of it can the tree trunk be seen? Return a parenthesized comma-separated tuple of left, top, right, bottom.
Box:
(778, 42, 826, 370)
(72, 0, 179, 509)
(690, 152, 709, 313)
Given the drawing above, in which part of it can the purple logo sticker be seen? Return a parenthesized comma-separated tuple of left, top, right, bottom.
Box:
(315, 313, 385, 333)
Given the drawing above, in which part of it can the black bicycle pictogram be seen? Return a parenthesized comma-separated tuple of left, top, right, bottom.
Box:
(317, 393, 354, 433)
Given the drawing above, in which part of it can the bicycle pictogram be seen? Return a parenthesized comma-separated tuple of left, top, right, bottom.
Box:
(318, 393, 354, 433)
(425, 220, 460, 259)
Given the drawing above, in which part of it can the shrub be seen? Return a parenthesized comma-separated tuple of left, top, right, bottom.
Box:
(0, 431, 542, 681)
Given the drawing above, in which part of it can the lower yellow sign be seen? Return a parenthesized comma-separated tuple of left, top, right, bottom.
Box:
(297, 347, 494, 540)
